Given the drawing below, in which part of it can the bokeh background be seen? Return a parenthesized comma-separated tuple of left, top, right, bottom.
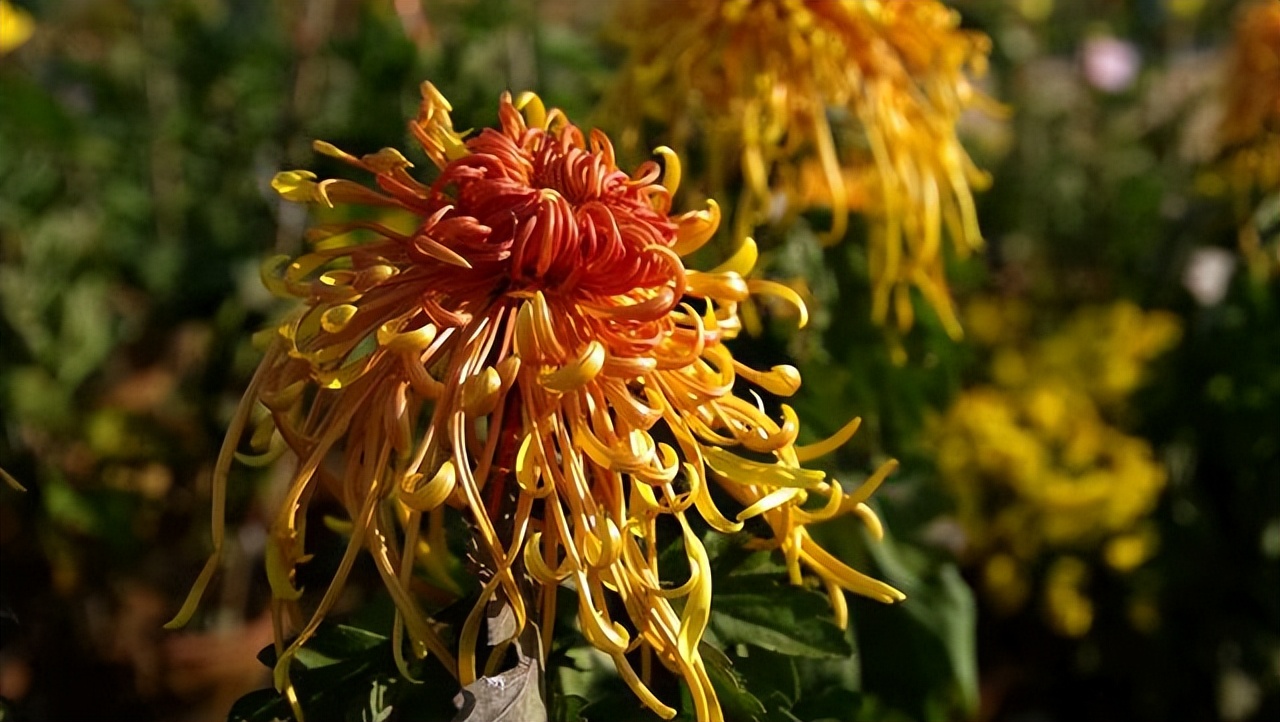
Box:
(1, 0, 1277, 721)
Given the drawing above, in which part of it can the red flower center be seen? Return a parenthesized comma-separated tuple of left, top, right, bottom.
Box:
(417, 100, 682, 314)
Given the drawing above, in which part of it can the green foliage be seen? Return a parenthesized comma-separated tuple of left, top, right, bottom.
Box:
(708, 581, 853, 659)
(229, 623, 457, 722)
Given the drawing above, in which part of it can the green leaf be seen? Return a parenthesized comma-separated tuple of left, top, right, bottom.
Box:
(865, 534, 977, 716)
(228, 689, 290, 722)
(548, 693, 589, 722)
(790, 687, 870, 722)
(237, 621, 457, 722)
(255, 623, 387, 669)
(709, 577, 853, 659)
(699, 642, 768, 721)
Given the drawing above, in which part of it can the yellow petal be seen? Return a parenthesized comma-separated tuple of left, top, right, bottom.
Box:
(845, 458, 898, 506)
(577, 518, 622, 569)
(794, 416, 862, 463)
(611, 652, 677, 720)
(530, 291, 564, 358)
(801, 537, 906, 604)
(853, 502, 884, 541)
(541, 340, 606, 393)
(377, 321, 438, 353)
(234, 433, 287, 467)
(673, 199, 720, 256)
(733, 362, 801, 397)
(311, 140, 359, 164)
(260, 379, 306, 411)
(515, 434, 554, 498)
(524, 532, 570, 583)
(685, 270, 749, 302)
(315, 178, 400, 208)
(684, 462, 743, 533)
(654, 145, 681, 197)
(675, 517, 711, 662)
(322, 515, 355, 535)
(747, 279, 809, 328)
(271, 170, 321, 203)
(513, 300, 537, 360)
(259, 255, 295, 298)
(401, 461, 457, 513)
(462, 367, 502, 416)
(826, 577, 850, 630)
(630, 478, 661, 514)
(361, 147, 414, 174)
(709, 238, 758, 277)
(736, 487, 802, 521)
(792, 474, 845, 525)
(575, 577, 630, 654)
(265, 536, 304, 601)
(412, 234, 473, 268)
(515, 91, 547, 129)
(701, 445, 826, 489)
(320, 304, 358, 334)
(314, 356, 372, 390)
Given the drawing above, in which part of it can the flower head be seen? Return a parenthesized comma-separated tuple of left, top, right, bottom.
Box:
(171, 83, 901, 721)
(0, 1, 35, 56)
(1221, 0, 1280, 193)
(1220, 1, 1280, 275)
(609, 0, 997, 337)
(931, 300, 1177, 637)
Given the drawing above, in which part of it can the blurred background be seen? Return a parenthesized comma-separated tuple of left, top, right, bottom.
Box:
(0, 0, 1277, 720)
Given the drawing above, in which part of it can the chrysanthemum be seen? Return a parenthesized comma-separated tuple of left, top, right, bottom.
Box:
(0, 0, 36, 56)
(1220, 1, 1280, 274)
(169, 83, 902, 721)
(608, 0, 996, 338)
(931, 300, 1176, 637)
(1221, 1, 1280, 196)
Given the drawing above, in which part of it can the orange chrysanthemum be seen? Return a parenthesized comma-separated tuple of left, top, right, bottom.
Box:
(1221, 0, 1280, 193)
(609, 0, 997, 338)
(169, 83, 902, 721)
(1220, 1, 1280, 274)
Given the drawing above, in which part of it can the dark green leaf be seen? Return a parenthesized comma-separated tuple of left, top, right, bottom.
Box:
(865, 534, 977, 716)
(548, 693, 589, 722)
(709, 578, 852, 659)
(228, 688, 290, 722)
(699, 642, 768, 722)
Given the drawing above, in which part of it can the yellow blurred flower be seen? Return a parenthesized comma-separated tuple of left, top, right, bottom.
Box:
(0, 0, 35, 55)
(608, 0, 998, 338)
(982, 553, 1029, 614)
(931, 300, 1178, 636)
(1036, 301, 1181, 406)
(170, 83, 902, 722)
(1043, 556, 1093, 637)
(1104, 527, 1158, 573)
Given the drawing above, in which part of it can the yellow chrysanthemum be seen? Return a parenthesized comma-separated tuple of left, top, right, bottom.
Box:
(0, 0, 35, 55)
(931, 300, 1178, 637)
(609, 0, 997, 338)
(169, 83, 902, 722)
